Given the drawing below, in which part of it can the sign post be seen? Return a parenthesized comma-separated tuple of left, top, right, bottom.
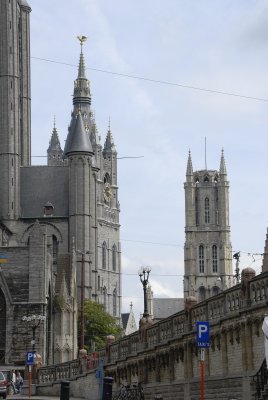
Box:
(196, 322, 210, 400)
(26, 351, 35, 399)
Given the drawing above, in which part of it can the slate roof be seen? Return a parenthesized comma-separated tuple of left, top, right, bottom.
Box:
(20, 166, 69, 217)
(64, 112, 93, 155)
(153, 298, 185, 319)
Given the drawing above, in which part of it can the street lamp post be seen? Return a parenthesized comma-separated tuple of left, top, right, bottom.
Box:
(22, 314, 46, 352)
(22, 314, 45, 393)
(138, 267, 151, 318)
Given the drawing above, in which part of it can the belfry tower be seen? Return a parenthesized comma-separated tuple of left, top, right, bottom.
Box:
(184, 150, 233, 301)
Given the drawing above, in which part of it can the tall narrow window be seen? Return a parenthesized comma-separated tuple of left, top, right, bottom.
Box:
(199, 286, 206, 302)
(195, 188, 199, 226)
(199, 245, 204, 273)
(112, 245, 117, 271)
(113, 289, 117, 316)
(212, 245, 218, 273)
(103, 287, 107, 310)
(52, 235, 58, 262)
(102, 242, 107, 269)
(205, 197, 210, 223)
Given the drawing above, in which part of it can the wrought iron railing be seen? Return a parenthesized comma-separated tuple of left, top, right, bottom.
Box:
(253, 358, 268, 400)
(112, 383, 144, 400)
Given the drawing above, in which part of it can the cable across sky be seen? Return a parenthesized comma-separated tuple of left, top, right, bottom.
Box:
(32, 56, 268, 103)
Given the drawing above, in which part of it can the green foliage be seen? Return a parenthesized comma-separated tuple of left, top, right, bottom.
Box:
(53, 294, 66, 310)
(82, 300, 122, 352)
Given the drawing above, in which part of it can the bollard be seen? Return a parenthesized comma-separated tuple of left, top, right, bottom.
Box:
(102, 377, 113, 400)
(60, 380, 70, 400)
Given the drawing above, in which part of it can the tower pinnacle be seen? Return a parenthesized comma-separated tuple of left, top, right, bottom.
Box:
(77, 35, 87, 79)
(186, 150, 193, 176)
(103, 121, 116, 153)
(220, 148, 227, 175)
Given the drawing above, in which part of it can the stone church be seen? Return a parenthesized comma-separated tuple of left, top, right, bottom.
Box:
(0, 0, 121, 365)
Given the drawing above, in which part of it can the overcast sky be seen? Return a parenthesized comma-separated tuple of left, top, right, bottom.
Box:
(29, 0, 268, 322)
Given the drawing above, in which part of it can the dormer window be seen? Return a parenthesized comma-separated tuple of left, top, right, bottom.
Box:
(204, 175, 209, 183)
(44, 201, 54, 216)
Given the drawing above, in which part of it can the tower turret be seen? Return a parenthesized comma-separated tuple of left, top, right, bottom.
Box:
(64, 37, 93, 157)
(67, 110, 96, 303)
(102, 123, 118, 209)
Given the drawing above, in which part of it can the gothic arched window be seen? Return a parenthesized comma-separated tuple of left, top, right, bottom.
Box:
(212, 245, 218, 273)
(199, 245, 204, 273)
(52, 235, 58, 263)
(113, 289, 117, 317)
(205, 197, 210, 224)
(199, 286, 206, 302)
(102, 242, 107, 269)
(212, 286, 220, 296)
(112, 245, 117, 272)
(103, 286, 107, 310)
(103, 173, 110, 185)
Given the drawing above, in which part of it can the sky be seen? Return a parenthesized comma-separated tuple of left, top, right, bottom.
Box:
(29, 0, 268, 322)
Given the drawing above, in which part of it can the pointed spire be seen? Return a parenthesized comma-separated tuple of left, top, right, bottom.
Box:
(47, 117, 62, 152)
(220, 148, 227, 175)
(73, 36, 91, 106)
(186, 150, 193, 176)
(78, 45, 86, 79)
(90, 110, 99, 147)
(103, 120, 116, 153)
(47, 118, 64, 166)
(65, 110, 93, 156)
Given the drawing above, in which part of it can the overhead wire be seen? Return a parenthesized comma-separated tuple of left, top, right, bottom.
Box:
(31, 56, 268, 103)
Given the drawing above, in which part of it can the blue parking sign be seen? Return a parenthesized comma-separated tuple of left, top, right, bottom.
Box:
(196, 321, 210, 348)
(26, 351, 35, 365)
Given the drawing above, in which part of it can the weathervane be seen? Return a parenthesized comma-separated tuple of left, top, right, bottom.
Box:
(77, 35, 88, 50)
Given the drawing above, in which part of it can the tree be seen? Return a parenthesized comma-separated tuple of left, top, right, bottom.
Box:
(83, 300, 122, 352)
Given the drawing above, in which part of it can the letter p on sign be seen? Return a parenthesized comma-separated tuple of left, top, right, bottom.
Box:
(196, 321, 210, 348)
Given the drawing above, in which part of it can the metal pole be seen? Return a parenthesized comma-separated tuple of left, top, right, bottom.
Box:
(201, 349, 205, 400)
(143, 281, 148, 317)
(32, 325, 36, 352)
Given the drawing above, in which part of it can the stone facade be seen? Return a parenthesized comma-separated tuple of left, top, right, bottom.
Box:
(0, 0, 121, 365)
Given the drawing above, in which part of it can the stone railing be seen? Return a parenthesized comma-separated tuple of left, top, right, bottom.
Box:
(38, 351, 103, 383)
(106, 269, 268, 364)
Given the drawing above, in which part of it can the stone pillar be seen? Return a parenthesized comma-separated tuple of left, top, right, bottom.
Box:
(240, 322, 248, 370)
(169, 347, 175, 381)
(221, 328, 228, 374)
(245, 320, 254, 371)
(155, 354, 161, 382)
(184, 342, 193, 379)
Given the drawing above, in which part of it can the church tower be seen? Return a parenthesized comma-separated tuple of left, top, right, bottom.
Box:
(184, 150, 233, 301)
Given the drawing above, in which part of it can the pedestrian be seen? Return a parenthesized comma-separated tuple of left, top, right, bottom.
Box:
(9, 370, 17, 394)
(15, 371, 23, 393)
